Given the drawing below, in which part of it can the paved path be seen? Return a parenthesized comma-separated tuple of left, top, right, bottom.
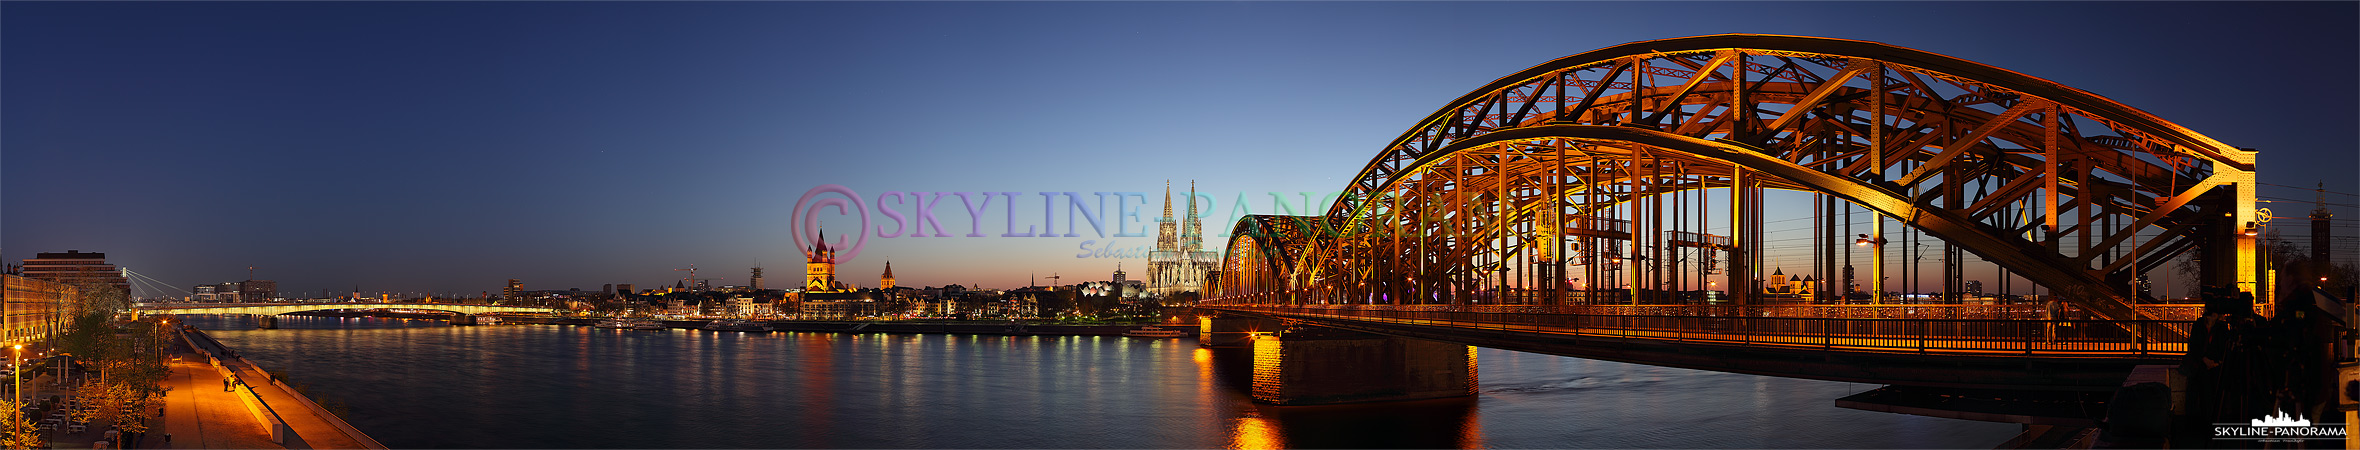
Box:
(150, 359, 276, 449)
(216, 359, 364, 449)
(179, 328, 378, 449)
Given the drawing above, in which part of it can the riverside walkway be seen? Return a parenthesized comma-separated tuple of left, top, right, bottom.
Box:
(174, 328, 384, 449)
(155, 353, 276, 449)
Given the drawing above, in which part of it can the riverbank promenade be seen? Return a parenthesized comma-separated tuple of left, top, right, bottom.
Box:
(156, 358, 276, 449)
(169, 329, 383, 449)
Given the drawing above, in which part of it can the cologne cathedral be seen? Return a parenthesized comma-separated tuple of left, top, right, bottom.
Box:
(1147, 181, 1220, 298)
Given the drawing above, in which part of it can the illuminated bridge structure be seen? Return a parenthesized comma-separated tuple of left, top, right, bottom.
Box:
(136, 302, 555, 317)
(1202, 35, 2258, 398)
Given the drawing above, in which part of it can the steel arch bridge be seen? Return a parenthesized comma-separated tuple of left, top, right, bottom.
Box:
(136, 302, 554, 317)
(1210, 35, 2256, 341)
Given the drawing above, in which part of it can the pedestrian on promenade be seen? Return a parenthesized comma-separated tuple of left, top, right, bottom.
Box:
(222, 377, 231, 392)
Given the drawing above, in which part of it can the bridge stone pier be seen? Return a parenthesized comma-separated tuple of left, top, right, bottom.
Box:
(1245, 326, 1477, 405)
(255, 315, 276, 329)
(1197, 315, 1282, 348)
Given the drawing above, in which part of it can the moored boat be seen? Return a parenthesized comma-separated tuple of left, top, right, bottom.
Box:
(630, 320, 667, 331)
(701, 318, 774, 332)
(1121, 326, 1187, 338)
(595, 319, 632, 329)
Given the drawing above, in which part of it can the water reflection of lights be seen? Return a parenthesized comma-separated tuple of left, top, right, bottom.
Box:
(1229, 413, 1281, 450)
(1457, 402, 1484, 449)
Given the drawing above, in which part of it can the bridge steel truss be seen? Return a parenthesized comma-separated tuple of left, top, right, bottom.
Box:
(1213, 34, 2258, 330)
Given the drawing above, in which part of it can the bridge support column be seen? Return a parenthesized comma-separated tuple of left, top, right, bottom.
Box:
(255, 315, 277, 329)
(1249, 327, 1475, 405)
(1198, 315, 1281, 348)
(450, 314, 479, 326)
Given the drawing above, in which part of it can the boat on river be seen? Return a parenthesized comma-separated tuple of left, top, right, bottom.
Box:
(1122, 326, 1187, 338)
(701, 319, 774, 332)
(595, 319, 632, 329)
(630, 320, 667, 331)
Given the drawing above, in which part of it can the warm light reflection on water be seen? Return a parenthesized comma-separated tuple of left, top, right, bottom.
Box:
(188, 315, 2017, 448)
(1229, 412, 1280, 450)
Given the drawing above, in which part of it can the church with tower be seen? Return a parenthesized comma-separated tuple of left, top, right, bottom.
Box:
(799, 228, 892, 318)
(1147, 180, 1220, 298)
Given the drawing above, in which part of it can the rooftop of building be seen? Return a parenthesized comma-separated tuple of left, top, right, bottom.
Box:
(29, 250, 107, 260)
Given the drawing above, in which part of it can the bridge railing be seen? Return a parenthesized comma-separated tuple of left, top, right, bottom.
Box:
(1198, 294, 2203, 321)
(1201, 304, 2192, 357)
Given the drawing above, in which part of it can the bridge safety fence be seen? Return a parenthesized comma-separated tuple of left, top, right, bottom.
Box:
(1201, 304, 2193, 357)
(1197, 297, 2202, 321)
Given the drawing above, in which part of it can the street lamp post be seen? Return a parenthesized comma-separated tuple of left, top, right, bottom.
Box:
(1855, 234, 1889, 304)
(6, 344, 18, 444)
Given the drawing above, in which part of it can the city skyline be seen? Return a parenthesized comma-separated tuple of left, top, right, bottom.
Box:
(6, 2, 2354, 296)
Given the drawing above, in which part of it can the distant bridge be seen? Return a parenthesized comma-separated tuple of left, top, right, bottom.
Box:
(135, 302, 555, 316)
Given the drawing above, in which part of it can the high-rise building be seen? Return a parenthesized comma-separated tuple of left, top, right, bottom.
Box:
(20, 250, 128, 295)
(504, 279, 523, 301)
(880, 261, 895, 290)
(750, 267, 766, 290)
(615, 284, 635, 296)
(239, 280, 278, 302)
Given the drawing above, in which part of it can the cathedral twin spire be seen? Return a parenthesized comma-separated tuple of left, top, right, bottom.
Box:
(1148, 180, 1214, 297)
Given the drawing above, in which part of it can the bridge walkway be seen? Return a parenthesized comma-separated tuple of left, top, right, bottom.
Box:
(1204, 305, 2190, 358)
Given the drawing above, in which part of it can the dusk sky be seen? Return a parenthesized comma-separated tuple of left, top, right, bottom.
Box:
(6, 2, 2354, 298)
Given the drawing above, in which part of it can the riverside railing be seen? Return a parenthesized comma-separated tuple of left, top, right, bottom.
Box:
(1199, 304, 2192, 357)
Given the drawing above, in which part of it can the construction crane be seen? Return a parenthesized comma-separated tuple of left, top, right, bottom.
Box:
(675, 265, 726, 291)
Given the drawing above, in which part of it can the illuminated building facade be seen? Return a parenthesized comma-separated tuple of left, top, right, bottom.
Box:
(799, 229, 884, 318)
(1148, 181, 1219, 298)
(880, 261, 895, 290)
(2, 274, 72, 344)
(21, 250, 128, 295)
(805, 228, 847, 293)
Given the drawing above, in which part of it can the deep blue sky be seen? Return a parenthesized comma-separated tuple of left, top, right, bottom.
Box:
(6, 2, 2354, 297)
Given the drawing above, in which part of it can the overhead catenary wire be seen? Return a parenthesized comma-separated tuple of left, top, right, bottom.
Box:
(2261, 182, 2359, 197)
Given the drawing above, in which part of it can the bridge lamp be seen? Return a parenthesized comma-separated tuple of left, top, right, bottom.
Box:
(1854, 234, 1887, 247)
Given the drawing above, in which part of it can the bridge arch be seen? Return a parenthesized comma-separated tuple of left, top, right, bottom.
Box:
(1219, 34, 2257, 325)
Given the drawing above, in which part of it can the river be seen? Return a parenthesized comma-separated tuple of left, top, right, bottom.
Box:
(184, 315, 2016, 448)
